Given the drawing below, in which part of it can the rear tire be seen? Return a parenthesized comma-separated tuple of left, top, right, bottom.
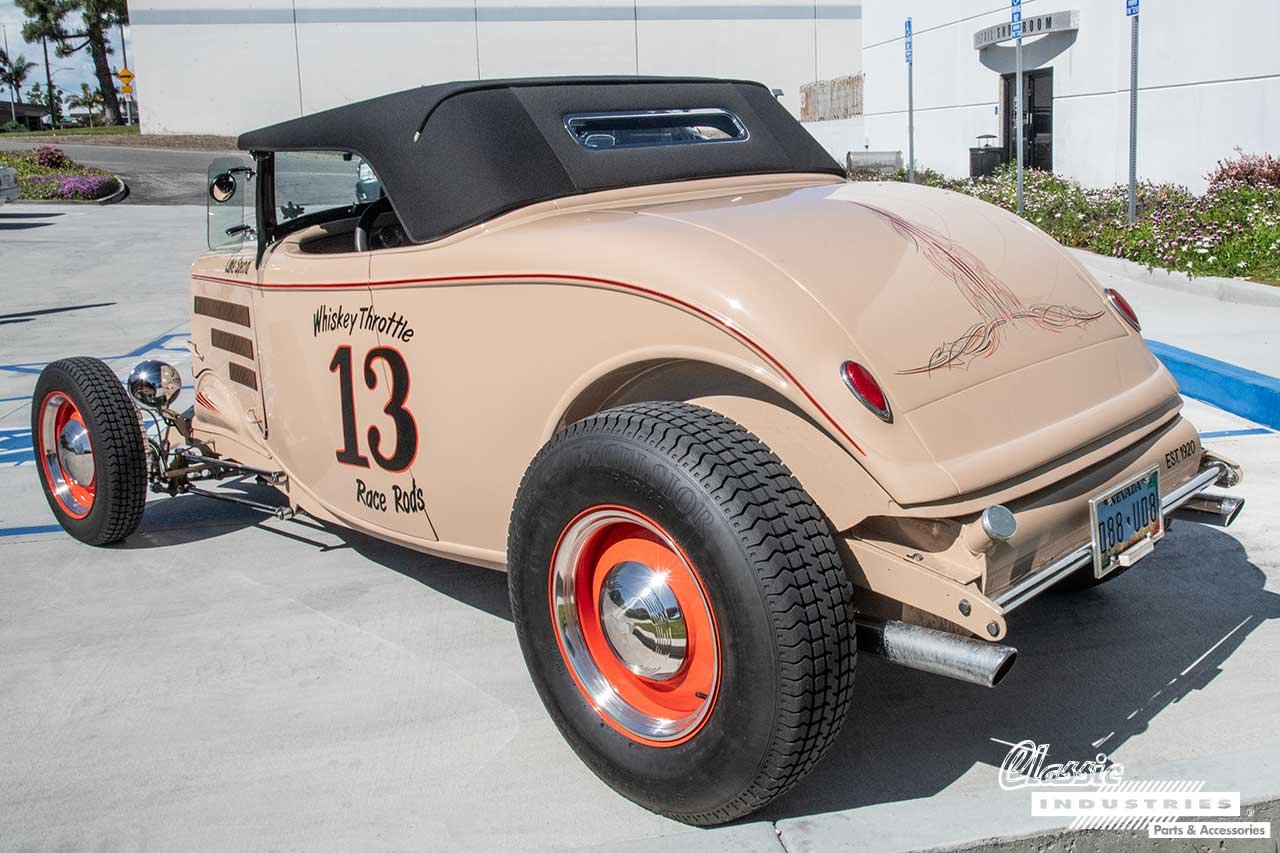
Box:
(32, 357, 146, 545)
(508, 401, 855, 825)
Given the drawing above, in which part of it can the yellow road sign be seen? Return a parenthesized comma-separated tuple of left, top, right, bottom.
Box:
(120, 83, 133, 95)
(116, 67, 135, 85)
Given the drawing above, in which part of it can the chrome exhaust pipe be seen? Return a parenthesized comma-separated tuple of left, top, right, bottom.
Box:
(1170, 492, 1245, 527)
(855, 619, 1017, 688)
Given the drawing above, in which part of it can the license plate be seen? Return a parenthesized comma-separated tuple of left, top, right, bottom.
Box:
(1089, 466, 1163, 578)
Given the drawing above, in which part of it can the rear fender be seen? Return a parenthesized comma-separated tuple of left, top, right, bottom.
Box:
(547, 353, 892, 532)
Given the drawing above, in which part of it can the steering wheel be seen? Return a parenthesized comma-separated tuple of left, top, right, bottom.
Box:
(354, 196, 393, 252)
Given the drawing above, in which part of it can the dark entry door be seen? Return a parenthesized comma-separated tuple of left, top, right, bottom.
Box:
(1003, 68, 1053, 172)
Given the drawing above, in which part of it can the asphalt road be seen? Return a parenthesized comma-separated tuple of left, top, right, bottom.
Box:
(2, 204, 1277, 851)
(0, 139, 239, 205)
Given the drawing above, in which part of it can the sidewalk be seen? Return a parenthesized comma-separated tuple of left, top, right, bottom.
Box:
(1073, 250, 1280, 380)
(1074, 250, 1280, 430)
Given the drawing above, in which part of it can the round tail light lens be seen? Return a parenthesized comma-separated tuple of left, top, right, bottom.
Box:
(1105, 288, 1141, 332)
(841, 361, 892, 423)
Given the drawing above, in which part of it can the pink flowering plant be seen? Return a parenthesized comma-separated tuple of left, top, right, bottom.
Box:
(0, 147, 120, 201)
(858, 150, 1280, 285)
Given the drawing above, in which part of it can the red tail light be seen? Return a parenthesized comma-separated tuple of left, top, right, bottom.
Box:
(841, 361, 892, 423)
(1105, 288, 1141, 332)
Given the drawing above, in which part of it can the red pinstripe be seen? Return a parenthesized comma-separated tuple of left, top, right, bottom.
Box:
(191, 272, 865, 454)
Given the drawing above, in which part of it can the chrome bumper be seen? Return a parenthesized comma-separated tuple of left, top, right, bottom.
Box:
(994, 459, 1243, 612)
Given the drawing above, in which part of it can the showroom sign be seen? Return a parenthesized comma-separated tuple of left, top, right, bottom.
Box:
(974, 9, 1080, 49)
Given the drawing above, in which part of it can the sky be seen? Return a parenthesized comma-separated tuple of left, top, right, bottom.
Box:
(0, 4, 131, 102)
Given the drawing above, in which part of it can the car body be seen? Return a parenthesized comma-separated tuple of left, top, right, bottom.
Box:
(33, 77, 1244, 824)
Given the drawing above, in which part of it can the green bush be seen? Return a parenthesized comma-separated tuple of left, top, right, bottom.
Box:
(854, 154, 1280, 285)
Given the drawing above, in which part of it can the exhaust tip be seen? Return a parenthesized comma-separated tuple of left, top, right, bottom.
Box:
(990, 648, 1018, 687)
(856, 619, 1018, 688)
(1224, 497, 1245, 527)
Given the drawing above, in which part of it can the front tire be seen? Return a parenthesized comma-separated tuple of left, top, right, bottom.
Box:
(32, 357, 147, 545)
(508, 401, 855, 825)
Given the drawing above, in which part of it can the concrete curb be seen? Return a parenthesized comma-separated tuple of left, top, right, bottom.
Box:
(1071, 249, 1280, 308)
(97, 177, 129, 205)
(929, 797, 1278, 853)
(1147, 340, 1280, 431)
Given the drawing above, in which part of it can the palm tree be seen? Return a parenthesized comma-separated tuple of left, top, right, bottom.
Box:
(19, 0, 74, 129)
(19, 0, 126, 126)
(0, 49, 39, 124)
(67, 81, 103, 126)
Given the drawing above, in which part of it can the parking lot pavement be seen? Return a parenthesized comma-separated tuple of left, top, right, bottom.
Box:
(0, 204, 201, 433)
(3, 204, 1277, 850)
(0, 140, 238, 206)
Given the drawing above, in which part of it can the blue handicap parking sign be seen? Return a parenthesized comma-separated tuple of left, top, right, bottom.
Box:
(1126, 0, 1139, 15)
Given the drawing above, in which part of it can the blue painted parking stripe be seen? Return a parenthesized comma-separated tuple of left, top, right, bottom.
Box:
(0, 524, 62, 537)
(0, 427, 34, 465)
(0, 332, 189, 375)
(1200, 427, 1274, 439)
(1147, 340, 1280, 432)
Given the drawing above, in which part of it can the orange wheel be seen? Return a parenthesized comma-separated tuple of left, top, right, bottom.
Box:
(37, 391, 97, 519)
(549, 506, 719, 746)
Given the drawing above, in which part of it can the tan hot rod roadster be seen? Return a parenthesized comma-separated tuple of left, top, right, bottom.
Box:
(33, 77, 1245, 824)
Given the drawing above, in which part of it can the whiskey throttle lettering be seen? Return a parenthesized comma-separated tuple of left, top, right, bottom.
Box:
(314, 304, 415, 342)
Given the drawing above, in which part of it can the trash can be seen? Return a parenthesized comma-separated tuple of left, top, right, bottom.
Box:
(969, 135, 1002, 178)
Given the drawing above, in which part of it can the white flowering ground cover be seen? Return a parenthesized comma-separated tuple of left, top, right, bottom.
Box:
(857, 152, 1280, 285)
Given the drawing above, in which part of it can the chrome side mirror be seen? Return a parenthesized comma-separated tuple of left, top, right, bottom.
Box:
(128, 360, 183, 410)
(210, 172, 238, 203)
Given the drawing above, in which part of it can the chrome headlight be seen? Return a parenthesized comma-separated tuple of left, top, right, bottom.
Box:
(127, 360, 182, 409)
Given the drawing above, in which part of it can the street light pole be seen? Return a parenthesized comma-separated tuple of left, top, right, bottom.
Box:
(117, 21, 132, 125)
(906, 18, 914, 183)
(1127, 11, 1139, 224)
(1010, 0, 1024, 215)
(1015, 35, 1024, 214)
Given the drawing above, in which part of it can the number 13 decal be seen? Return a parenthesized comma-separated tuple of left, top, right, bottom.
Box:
(330, 345, 418, 472)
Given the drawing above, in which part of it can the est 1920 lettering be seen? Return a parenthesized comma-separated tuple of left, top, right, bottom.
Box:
(1165, 439, 1197, 470)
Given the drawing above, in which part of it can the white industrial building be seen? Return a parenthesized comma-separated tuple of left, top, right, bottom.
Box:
(861, 0, 1280, 190)
(129, 0, 864, 153)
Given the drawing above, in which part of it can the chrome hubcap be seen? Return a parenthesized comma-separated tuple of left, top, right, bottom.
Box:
(39, 392, 95, 517)
(599, 560, 687, 680)
(57, 417, 95, 486)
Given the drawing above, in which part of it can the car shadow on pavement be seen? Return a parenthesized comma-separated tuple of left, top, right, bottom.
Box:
(118, 484, 1274, 822)
(761, 521, 1280, 821)
(0, 222, 54, 231)
(120, 481, 513, 621)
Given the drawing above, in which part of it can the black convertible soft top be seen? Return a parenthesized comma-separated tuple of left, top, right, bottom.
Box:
(237, 77, 845, 244)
